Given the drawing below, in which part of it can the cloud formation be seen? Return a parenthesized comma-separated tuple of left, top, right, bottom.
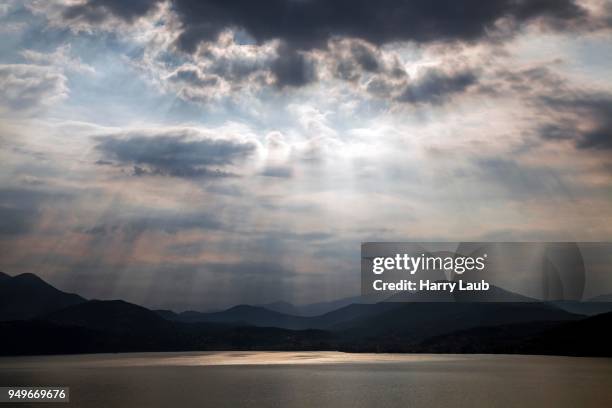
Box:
(0, 64, 68, 113)
(397, 68, 479, 105)
(56, 0, 596, 99)
(2, 0, 612, 309)
(63, 0, 164, 24)
(0, 188, 71, 236)
(539, 94, 612, 150)
(169, 0, 587, 51)
(83, 212, 222, 237)
(95, 129, 257, 178)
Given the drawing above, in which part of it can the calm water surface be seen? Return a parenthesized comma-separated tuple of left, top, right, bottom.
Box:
(0, 352, 610, 408)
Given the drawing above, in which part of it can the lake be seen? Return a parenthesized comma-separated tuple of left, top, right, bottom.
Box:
(0, 352, 610, 407)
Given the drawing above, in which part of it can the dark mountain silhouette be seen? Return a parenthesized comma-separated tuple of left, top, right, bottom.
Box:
(292, 296, 374, 316)
(155, 309, 180, 320)
(163, 302, 404, 330)
(526, 311, 612, 356)
(257, 301, 304, 316)
(173, 284, 559, 333)
(383, 281, 537, 303)
(0, 319, 332, 356)
(153, 298, 578, 344)
(45, 300, 173, 333)
(0, 272, 85, 321)
(550, 300, 612, 316)
(410, 312, 612, 357)
(453, 283, 538, 302)
(330, 301, 581, 352)
(589, 293, 612, 302)
(413, 320, 564, 354)
(0, 272, 610, 357)
(163, 305, 312, 329)
(256, 295, 377, 316)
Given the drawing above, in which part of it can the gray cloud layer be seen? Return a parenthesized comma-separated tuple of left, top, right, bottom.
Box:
(0, 64, 67, 113)
(96, 131, 256, 178)
(397, 68, 479, 105)
(64, 0, 588, 51)
(60, 0, 595, 96)
(539, 94, 612, 150)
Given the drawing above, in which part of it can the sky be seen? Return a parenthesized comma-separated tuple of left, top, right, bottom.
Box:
(1, 0, 612, 311)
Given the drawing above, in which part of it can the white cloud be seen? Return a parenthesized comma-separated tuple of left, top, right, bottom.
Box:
(20, 44, 95, 75)
(0, 64, 68, 115)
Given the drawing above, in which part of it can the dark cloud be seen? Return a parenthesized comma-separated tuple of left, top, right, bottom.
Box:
(58, 0, 591, 94)
(539, 94, 612, 150)
(350, 43, 380, 73)
(270, 47, 316, 88)
(486, 64, 612, 152)
(397, 68, 478, 105)
(63, 0, 587, 53)
(95, 131, 256, 178)
(492, 66, 564, 95)
(94, 159, 114, 166)
(333, 40, 402, 83)
(171, 0, 586, 52)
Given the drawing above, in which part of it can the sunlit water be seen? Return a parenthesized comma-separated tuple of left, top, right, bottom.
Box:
(1, 352, 611, 407)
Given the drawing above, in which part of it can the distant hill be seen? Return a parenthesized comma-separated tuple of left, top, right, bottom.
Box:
(0, 272, 609, 357)
(549, 300, 612, 316)
(45, 300, 173, 333)
(589, 294, 612, 302)
(155, 309, 180, 320)
(257, 301, 304, 316)
(411, 312, 612, 357)
(158, 298, 579, 343)
(163, 302, 406, 330)
(295, 296, 373, 316)
(165, 305, 312, 329)
(331, 301, 581, 351)
(0, 272, 85, 321)
(526, 311, 612, 357)
(258, 295, 375, 317)
(384, 282, 537, 303)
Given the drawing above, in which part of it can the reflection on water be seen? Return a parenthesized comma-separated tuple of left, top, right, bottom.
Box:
(1, 352, 611, 408)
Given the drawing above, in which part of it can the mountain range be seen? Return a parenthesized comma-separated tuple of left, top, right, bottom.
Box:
(0, 271, 611, 357)
(0, 271, 84, 321)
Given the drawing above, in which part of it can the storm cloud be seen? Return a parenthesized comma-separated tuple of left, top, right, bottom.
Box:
(62, 0, 589, 53)
(397, 68, 479, 105)
(95, 130, 257, 178)
(271, 46, 316, 88)
(171, 0, 587, 52)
